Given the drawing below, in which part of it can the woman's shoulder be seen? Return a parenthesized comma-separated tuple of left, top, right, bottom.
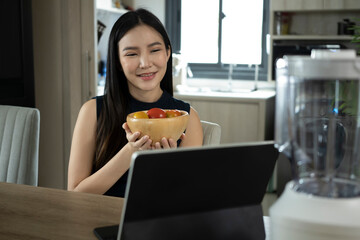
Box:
(73, 98, 97, 133)
(79, 98, 97, 119)
(82, 98, 97, 108)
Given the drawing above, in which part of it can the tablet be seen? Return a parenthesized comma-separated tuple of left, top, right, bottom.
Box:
(95, 141, 278, 240)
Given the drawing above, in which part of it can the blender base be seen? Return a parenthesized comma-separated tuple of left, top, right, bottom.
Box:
(270, 181, 360, 240)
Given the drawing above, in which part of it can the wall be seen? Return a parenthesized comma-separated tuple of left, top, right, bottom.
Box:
(32, 0, 66, 189)
(32, 0, 96, 189)
(122, 0, 165, 24)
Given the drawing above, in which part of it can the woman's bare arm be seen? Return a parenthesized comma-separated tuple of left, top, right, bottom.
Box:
(67, 99, 151, 194)
(180, 107, 203, 147)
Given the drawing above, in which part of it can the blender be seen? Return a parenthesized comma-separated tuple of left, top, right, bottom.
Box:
(270, 49, 360, 240)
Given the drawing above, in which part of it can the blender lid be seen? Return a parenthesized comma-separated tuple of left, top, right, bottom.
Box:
(310, 49, 356, 59)
(283, 49, 360, 79)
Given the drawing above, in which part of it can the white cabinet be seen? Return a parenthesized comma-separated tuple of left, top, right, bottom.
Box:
(267, 0, 360, 81)
(272, 0, 360, 11)
(175, 91, 275, 144)
(325, 0, 360, 9)
(272, 0, 323, 11)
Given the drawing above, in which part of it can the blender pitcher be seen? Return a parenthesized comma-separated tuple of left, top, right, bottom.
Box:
(275, 49, 360, 197)
(271, 49, 360, 240)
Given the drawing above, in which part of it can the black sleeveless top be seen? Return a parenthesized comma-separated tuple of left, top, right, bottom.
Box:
(94, 91, 190, 197)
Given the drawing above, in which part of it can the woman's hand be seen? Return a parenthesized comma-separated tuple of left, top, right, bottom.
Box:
(152, 133, 185, 149)
(122, 123, 152, 151)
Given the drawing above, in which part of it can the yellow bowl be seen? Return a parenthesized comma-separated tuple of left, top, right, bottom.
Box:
(126, 110, 189, 144)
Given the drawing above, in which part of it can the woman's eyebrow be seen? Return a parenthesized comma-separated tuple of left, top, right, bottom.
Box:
(122, 46, 138, 51)
(122, 42, 163, 52)
(148, 41, 162, 47)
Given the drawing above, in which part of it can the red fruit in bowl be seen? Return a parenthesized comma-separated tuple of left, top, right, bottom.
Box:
(147, 108, 167, 118)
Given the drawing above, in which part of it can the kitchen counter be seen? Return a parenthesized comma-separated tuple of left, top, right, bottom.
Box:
(175, 88, 276, 102)
(175, 88, 276, 144)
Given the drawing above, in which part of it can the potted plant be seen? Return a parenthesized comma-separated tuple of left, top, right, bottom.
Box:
(351, 19, 360, 54)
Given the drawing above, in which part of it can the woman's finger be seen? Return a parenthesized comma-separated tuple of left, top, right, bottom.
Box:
(140, 139, 152, 150)
(180, 133, 186, 141)
(154, 142, 161, 149)
(161, 137, 170, 149)
(123, 122, 136, 141)
(136, 135, 149, 146)
(128, 131, 141, 142)
(168, 138, 177, 148)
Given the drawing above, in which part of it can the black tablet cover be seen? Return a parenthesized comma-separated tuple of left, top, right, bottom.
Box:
(95, 141, 278, 240)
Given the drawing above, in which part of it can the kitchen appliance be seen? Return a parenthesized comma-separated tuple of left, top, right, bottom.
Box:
(172, 53, 188, 89)
(270, 49, 360, 240)
(338, 19, 355, 35)
(271, 41, 347, 80)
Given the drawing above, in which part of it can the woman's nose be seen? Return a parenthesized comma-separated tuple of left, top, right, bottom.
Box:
(139, 54, 151, 69)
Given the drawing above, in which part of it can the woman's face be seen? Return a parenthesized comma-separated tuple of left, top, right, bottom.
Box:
(118, 24, 170, 99)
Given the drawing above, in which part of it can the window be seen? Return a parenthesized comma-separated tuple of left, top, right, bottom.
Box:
(166, 0, 269, 81)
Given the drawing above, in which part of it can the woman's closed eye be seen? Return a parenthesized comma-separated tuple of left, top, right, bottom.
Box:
(151, 48, 161, 53)
(125, 52, 138, 57)
(124, 49, 160, 56)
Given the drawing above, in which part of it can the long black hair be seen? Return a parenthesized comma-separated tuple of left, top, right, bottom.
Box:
(95, 8, 173, 170)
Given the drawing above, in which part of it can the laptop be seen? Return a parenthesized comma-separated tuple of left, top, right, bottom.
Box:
(94, 141, 278, 240)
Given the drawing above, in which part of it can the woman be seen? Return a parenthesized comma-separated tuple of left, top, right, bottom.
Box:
(67, 8, 203, 197)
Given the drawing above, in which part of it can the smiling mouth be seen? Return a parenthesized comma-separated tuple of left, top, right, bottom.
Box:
(137, 72, 157, 80)
(138, 72, 155, 77)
